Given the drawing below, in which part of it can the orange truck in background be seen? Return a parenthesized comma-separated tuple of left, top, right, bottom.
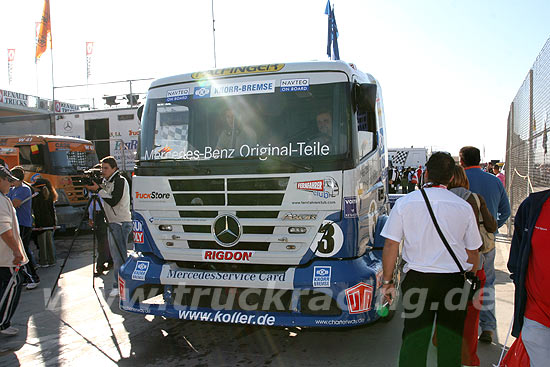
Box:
(0, 135, 99, 229)
(0, 146, 19, 168)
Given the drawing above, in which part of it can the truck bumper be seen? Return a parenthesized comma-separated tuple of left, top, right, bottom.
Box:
(118, 253, 386, 328)
(55, 205, 86, 229)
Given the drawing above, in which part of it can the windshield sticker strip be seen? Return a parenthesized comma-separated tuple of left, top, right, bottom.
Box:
(191, 64, 285, 79)
(166, 88, 191, 102)
(192, 80, 275, 99)
(144, 141, 330, 161)
(280, 78, 309, 92)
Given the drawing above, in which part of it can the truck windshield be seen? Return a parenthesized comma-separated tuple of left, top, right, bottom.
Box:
(49, 147, 99, 175)
(140, 81, 351, 172)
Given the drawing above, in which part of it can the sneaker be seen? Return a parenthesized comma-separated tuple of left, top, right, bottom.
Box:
(478, 330, 493, 343)
(109, 288, 119, 297)
(0, 326, 19, 336)
(26, 282, 39, 290)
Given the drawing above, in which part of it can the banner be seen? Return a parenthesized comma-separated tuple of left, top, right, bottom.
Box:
(36, 0, 51, 61)
(86, 42, 93, 79)
(7, 49, 15, 85)
(54, 100, 79, 113)
(325, 0, 340, 60)
(0, 89, 29, 107)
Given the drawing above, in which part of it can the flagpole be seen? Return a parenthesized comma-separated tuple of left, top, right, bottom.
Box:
(49, 0, 55, 115)
(35, 22, 40, 97)
(86, 43, 89, 109)
(50, 42, 55, 114)
(211, 0, 217, 68)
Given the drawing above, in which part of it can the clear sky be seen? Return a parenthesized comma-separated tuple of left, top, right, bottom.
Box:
(1, 0, 549, 161)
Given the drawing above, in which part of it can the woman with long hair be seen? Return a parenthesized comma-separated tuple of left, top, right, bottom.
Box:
(32, 178, 57, 267)
(447, 165, 497, 367)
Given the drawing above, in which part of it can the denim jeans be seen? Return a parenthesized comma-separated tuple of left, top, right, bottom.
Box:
(107, 222, 132, 288)
(479, 248, 496, 331)
(522, 317, 550, 367)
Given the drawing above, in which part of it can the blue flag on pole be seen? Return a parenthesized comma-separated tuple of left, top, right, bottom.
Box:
(325, 0, 340, 60)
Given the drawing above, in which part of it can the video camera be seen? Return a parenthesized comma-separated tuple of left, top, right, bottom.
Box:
(78, 168, 103, 187)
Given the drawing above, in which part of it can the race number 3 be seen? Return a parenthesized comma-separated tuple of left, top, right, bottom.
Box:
(311, 220, 344, 257)
(318, 223, 335, 254)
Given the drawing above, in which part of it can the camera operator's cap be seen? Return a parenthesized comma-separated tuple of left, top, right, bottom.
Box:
(0, 164, 19, 182)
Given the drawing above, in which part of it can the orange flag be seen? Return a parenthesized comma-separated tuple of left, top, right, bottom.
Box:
(35, 0, 51, 61)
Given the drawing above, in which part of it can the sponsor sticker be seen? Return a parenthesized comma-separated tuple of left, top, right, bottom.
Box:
(310, 220, 344, 257)
(202, 250, 254, 263)
(133, 220, 144, 244)
(344, 196, 358, 218)
(159, 266, 295, 289)
(132, 261, 150, 281)
(297, 180, 324, 192)
(119, 276, 126, 301)
(30, 173, 42, 183)
(166, 87, 191, 102)
(280, 78, 309, 92)
(296, 177, 339, 200)
(135, 191, 171, 200)
(313, 266, 331, 287)
(345, 282, 373, 314)
(178, 310, 276, 326)
(193, 86, 211, 99)
(210, 80, 275, 97)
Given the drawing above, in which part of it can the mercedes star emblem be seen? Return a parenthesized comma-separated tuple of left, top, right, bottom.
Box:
(212, 214, 241, 247)
(64, 121, 73, 131)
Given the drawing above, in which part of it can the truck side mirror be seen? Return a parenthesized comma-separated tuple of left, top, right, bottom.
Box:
(355, 83, 377, 111)
(137, 105, 144, 121)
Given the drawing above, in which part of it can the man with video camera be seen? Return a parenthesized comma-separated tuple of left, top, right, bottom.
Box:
(85, 164, 112, 277)
(85, 156, 132, 297)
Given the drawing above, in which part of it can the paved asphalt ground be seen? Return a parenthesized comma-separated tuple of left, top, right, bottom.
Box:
(0, 231, 515, 367)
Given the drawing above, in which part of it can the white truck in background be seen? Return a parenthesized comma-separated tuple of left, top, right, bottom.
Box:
(54, 108, 140, 171)
(119, 61, 396, 328)
(388, 147, 427, 168)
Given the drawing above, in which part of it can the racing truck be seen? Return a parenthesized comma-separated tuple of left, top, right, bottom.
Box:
(119, 61, 394, 327)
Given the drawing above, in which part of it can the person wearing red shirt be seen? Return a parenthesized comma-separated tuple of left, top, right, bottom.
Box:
(508, 189, 550, 367)
(493, 165, 505, 187)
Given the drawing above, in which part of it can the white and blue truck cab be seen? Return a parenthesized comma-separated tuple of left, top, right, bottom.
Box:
(120, 61, 392, 327)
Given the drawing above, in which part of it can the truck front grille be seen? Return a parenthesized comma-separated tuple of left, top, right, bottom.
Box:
(159, 176, 317, 256)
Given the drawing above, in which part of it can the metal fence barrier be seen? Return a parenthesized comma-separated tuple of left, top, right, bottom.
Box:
(506, 36, 550, 231)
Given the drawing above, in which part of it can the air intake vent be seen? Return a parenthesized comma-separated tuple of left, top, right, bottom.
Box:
(179, 211, 218, 218)
(227, 194, 284, 206)
(227, 177, 289, 191)
(174, 194, 224, 206)
(236, 211, 279, 218)
(170, 179, 224, 191)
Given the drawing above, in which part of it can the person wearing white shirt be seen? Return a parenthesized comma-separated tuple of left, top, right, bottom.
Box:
(0, 164, 29, 336)
(380, 152, 482, 367)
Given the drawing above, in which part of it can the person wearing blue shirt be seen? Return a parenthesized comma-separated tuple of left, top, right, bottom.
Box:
(7, 167, 40, 290)
(459, 146, 511, 344)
